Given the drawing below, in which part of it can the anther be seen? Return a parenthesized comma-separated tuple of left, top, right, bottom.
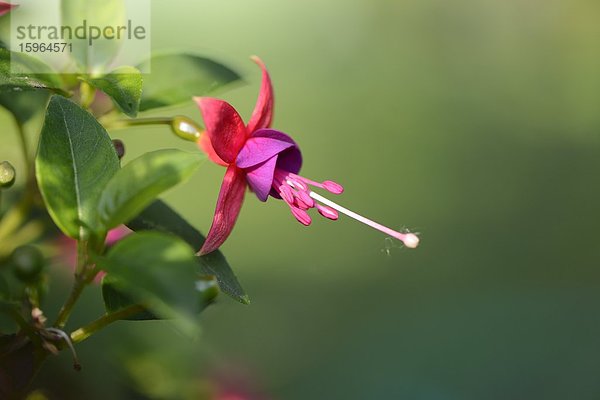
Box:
(296, 190, 314, 208)
(316, 204, 339, 220)
(279, 185, 295, 204)
(295, 198, 311, 210)
(322, 180, 344, 194)
(290, 207, 312, 226)
(287, 178, 308, 192)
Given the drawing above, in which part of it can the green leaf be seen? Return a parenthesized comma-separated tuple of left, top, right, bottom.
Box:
(99, 232, 217, 333)
(61, 0, 126, 72)
(126, 200, 250, 304)
(0, 49, 67, 95)
(0, 44, 51, 122)
(81, 66, 143, 117)
(35, 96, 120, 239)
(0, 91, 49, 123)
(98, 149, 203, 231)
(137, 54, 241, 112)
(102, 274, 218, 321)
(198, 248, 250, 305)
(101, 276, 156, 321)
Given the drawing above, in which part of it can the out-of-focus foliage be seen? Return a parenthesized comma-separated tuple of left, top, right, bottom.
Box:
(81, 67, 143, 117)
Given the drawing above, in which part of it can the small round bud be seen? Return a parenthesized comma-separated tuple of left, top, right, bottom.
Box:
(171, 116, 203, 142)
(196, 277, 219, 307)
(112, 139, 125, 160)
(0, 161, 16, 188)
(402, 233, 420, 249)
(11, 245, 45, 282)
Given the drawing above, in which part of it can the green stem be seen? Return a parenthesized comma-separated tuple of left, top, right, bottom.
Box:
(70, 305, 145, 344)
(53, 241, 89, 329)
(14, 117, 31, 180)
(52, 277, 86, 329)
(103, 116, 173, 130)
(79, 81, 96, 110)
(75, 238, 87, 276)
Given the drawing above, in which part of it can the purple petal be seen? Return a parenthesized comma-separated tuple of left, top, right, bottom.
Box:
(245, 155, 278, 202)
(268, 147, 303, 199)
(236, 129, 296, 169)
(276, 146, 302, 175)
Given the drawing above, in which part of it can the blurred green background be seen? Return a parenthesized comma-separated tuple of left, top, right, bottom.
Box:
(2, 0, 600, 398)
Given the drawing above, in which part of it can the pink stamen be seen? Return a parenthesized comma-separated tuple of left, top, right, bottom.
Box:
(289, 174, 344, 195)
(290, 207, 312, 226)
(287, 178, 308, 192)
(296, 190, 315, 208)
(279, 184, 295, 204)
(272, 168, 419, 248)
(294, 198, 311, 210)
(316, 204, 338, 220)
(322, 181, 344, 194)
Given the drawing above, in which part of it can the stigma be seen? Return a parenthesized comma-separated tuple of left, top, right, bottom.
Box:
(271, 170, 419, 249)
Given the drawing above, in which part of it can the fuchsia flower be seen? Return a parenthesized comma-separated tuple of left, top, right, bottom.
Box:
(195, 57, 419, 255)
(0, 2, 17, 16)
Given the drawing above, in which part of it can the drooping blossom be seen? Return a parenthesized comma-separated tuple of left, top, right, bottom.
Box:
(195, 57, 419, 255)
(0, 2, 17, 16)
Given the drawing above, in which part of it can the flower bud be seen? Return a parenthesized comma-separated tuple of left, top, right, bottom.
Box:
(196, 276, 220, 308)
(0, 161, 16, 188)
(112, 139, 125, 160)
(171, 116, 203, 142)
(11, 245, 45, 282)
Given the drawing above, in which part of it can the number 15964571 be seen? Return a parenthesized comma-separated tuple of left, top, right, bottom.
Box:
(18, 42, 72, 53)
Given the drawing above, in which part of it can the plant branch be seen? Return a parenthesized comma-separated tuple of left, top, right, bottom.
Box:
(13, 116, 31, 180)
(52, 276, 86, 330)
(102, 116, 172, 130)
(53, 240, 90, 329)
(70, 305, 145, 344)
